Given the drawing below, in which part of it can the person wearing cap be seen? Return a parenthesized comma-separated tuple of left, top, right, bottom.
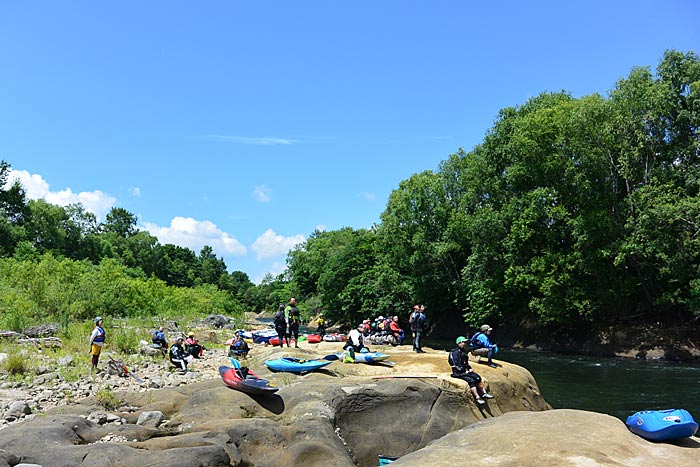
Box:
(169, 337, 191, 373)
(470, 325, 498, 368)
(449, 336, 495, 405)
(89, 317, 106, 371)
(185, 331, 204, 358)
(343, 324, 367, 363)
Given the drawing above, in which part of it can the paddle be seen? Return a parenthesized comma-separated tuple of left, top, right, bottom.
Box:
(321, 353, 341, 361)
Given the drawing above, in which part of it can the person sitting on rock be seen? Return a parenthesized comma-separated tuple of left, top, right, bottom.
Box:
(169, 337, 192, 373)
(470, 324, 499, 368)
(185, 332, 204, 358)
(388, 315, 404, 345)
(449, 336, 495, 405)
(343, 324, 367, 363)
(228, 331, 250, 358)
(152, 326, 168, 350)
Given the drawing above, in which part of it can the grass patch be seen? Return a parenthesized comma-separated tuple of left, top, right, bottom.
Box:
(96, 388, 122, 411)
(1, 352, 31, 376)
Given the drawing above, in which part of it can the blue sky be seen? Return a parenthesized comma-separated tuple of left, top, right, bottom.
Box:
(2, 1, 698, 282)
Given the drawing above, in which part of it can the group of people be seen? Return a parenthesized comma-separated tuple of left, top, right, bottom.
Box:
(272, 298, 302, 348)
(88, 308, 501, 406)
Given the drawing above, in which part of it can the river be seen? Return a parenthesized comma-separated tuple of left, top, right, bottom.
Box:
(499, 349, 700, 422)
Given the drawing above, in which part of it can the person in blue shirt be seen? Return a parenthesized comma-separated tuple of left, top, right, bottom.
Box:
(152, 326, 168, 349)
(470, 324, 498, 368)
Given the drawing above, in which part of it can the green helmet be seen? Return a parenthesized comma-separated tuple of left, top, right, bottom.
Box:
(456, 336, 467, 344)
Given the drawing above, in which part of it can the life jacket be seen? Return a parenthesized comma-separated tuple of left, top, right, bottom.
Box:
(411, 312, 426, 331)
(383, 318, 393, 334)
(470, 332, 484, 349)
(92, 326, 106, 343)
(273, 310, 286, 328)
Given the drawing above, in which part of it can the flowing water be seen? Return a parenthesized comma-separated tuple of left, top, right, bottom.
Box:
(499, 349, 700, 422)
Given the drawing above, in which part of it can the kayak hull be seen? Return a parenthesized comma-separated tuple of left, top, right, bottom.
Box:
(306, 334, 322, 343)
(340, 351, 391, 363)
(625, 409, 698, 441)
(219, 366, 278, 395)
(265, 357, 333, 373)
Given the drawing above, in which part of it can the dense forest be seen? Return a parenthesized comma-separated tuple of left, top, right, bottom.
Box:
(1, 50, 699, 339)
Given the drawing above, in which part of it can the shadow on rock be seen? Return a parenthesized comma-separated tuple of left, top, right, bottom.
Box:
(251, 393, 285, 414)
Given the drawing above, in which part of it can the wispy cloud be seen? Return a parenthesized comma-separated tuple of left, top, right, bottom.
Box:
(252, 185, 272, 203)
(9, 169, 116, 221)
(203, 134, 299, 145)
(251, 228, 305, 260)
(143, 217, 247, 256)
(360, 192, 376, 201)
(129, 187, 141, 197)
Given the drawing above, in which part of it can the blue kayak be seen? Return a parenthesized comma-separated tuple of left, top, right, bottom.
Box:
(626, 409, 698, 441)
(339, 351, 391, 364)
(265, 357, 333, 373)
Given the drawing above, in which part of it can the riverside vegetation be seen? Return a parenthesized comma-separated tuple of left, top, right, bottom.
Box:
(1, 50, 700, 352)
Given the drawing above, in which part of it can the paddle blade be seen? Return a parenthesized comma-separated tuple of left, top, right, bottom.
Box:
(321, 354, 340, 361)
(229, 357, 241, 369)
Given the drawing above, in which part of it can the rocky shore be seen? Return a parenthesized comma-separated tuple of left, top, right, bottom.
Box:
(1, 336, 698, 466)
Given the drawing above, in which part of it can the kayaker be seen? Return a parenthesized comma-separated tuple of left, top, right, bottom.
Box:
(410, 305, 427, 353)
(343, 324, 367, 363)
(169, 337, 192, 373)
(316, 314, 326, 338)
(273, 304, 289, 347)
(389, 315, 404, 345)
(229, 331, 250, 358)
(470, 324, 498, 368)
(285, 298, 301, 348)
(449, 336, 495, 405)
(185, 332, 204, 358)
(152, 326, 168, 352)
(89, 316, 106, 371)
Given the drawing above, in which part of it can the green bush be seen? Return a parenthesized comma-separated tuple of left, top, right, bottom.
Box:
(96, 388, 121, 411)
(1, 352, 30, 375)
(111, 325, 140, 354)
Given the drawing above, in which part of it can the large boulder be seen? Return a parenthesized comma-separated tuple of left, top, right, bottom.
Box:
(390, 409, 700, 466)
(0, 344, 549, 467)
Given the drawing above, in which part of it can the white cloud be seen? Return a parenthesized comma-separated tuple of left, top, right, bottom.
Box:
(251, 228, 305, 260)
(129, 187, 141, 197)
(360, 192, 376, 201)
(204, 135, 298, 145)
(315, 224, 327, 232)
(143, 217, 247, 256)
(9, 169, 116, 220)
(252, 185, 272, 203)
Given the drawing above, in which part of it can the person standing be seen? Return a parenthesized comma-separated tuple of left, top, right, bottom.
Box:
(89, 316, 106, 371)
(470, 324, 499, 368)
(410, 305, 427, 353)
(285, 297, 301, 348)
(449, 336, 495, 405)
(316, 314, 326, 338)
(273, 304, 289, 347)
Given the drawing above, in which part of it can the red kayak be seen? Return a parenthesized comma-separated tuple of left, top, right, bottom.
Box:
(218, 366, 278, 395)
(306, 334, 321, 343)
(268, 336, 291, 346)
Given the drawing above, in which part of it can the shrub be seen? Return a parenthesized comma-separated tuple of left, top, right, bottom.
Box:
(112, 325, 140, 354)
(96, 388, 121, 411)
(1, 353, 30, 375)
